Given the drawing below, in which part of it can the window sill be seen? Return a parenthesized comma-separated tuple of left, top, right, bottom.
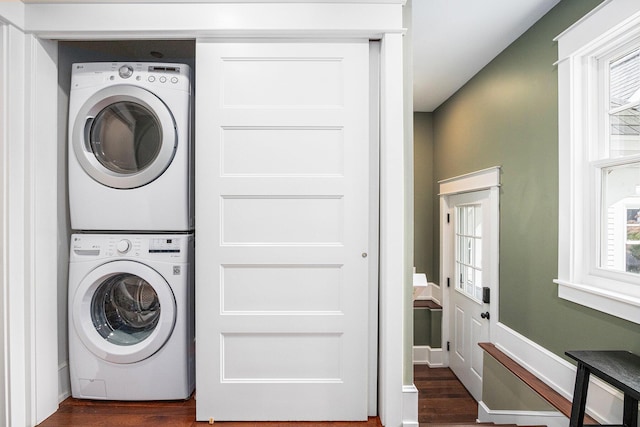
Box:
(555, 279, 640, 325)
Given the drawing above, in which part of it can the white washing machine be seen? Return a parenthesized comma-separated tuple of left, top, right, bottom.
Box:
(68, 233, 194, 400)
(68, 62, 193, 232)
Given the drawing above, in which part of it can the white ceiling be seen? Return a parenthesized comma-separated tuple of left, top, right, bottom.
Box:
(412, 0, 562, 112)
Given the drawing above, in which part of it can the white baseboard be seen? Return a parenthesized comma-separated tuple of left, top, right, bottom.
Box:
(413, 345, 444, 367)
(493, 322, 624, 425)
(58, 361, 70, 402)
(402, 384, 419, 427)
(414, 282, 441, 305)
(478, 401, 567, 427)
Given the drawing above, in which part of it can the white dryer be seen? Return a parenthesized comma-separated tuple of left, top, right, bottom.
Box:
(68, 233, 194, 400)
(68, 62, 193, 232)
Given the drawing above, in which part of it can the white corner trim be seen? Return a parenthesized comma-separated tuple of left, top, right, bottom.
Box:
(494, 322, 624, 425)
(478, 401, 567, 427)
(413, 346, 444, 367)
(438, 166, 501, 195)
(413, 282, 442, 304)
(57, 362, 70, 403)
(402, 384, 419, 427)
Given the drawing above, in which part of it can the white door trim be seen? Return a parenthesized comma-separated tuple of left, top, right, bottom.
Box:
(439, 166, 501, 368)
(0, 21, 8, 427)
(2, 3, 407, 425)
(439, 166, 501, 196)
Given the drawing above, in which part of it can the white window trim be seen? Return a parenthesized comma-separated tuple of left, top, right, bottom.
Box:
(556, 0, 640, 324)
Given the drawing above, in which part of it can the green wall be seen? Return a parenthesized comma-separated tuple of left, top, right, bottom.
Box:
(414, 112, 435, 281)
(426, 0, 640, 359)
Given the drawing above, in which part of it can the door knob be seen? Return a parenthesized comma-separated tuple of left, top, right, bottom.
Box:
(480, 312, 490, 319)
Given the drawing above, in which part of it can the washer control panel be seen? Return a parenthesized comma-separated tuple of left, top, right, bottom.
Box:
(70, 234, 190, 261)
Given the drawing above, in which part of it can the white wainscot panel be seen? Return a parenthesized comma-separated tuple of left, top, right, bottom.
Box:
(222, 127, 344, 176)
(222, 333, 342, 382)
(471, 318, 483, 378)
(222, 196, 344, 245)
(221, 264, 343, 313)
(222, 58, 344, 107)
(455, 306, 465, 359)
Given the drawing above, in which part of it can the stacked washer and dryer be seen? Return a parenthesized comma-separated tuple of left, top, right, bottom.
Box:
(67, 62, 195, 400)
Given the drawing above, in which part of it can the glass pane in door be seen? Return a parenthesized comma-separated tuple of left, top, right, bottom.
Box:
(91, 273, 161, 346)
(90, 102, 163, 174)
(455, 204, 483, 301)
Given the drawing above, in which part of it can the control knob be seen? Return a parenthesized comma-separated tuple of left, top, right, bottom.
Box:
(118, 65, 134, 79)
(117, 239, 131, 254)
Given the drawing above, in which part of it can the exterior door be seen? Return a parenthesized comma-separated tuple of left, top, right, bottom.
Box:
(446, 189, 497, 401)
(195, 41, 370, 421)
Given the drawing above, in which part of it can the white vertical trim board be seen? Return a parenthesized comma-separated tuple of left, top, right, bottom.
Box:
(378, 30, 406, 427)
(402, 384, 419, 427)
(3, 23, 30, 427)
(368, 40, 381, 417)
(28, 35, 60, 425)
(0, 22, 8, 427)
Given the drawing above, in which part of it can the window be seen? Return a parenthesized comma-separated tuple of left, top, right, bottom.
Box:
(556, 2, 640, 324)
(456, 204, 483, 301)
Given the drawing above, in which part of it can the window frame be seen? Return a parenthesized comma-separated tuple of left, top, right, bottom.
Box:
(555, 1, 640, 325)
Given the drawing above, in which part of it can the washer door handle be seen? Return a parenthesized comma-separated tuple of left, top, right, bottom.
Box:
(83, 116, 95, 152)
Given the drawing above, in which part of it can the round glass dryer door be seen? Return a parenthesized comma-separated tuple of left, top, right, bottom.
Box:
(73, 260, 176, 364)
(72, 85, 177, 189)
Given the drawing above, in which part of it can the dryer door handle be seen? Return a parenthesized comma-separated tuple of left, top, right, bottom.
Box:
(83, 117, 95, 152)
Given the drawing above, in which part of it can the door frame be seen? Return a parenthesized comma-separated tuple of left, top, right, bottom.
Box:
(2, 8, 407, 427)
(440, 167, 500, 368)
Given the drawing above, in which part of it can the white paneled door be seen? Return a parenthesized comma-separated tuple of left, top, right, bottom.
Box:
(447, 190, 494, 402)
(195, 41, 370, 421)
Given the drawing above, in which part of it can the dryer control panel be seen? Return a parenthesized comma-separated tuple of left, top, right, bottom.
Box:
(71, 62, 191, 93)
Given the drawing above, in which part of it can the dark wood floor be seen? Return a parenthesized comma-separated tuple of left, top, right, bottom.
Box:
(38, 365, 476, 426)
(414, 364, 478, 425)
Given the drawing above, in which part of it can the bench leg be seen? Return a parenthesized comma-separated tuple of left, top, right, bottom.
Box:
(623, 395, 638, 427)
(570, 364, 590, 427)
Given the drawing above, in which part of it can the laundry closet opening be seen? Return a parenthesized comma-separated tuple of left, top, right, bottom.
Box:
(57, 40, 196, 400)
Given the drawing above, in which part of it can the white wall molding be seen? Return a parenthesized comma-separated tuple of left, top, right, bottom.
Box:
(24, 2, 403, 39)
(478, 401, 567, 427)
(438, 166, 501, 196)
(414, 282, 441, 303)
(413, 346, 444, 367)
(402, 384, 419, 427)
(491, 322, 624, 425)
(0, 2, 25, 30)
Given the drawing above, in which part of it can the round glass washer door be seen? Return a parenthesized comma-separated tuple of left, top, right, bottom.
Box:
(72, 260, 176, 364)
(72, 85, 177, 189)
